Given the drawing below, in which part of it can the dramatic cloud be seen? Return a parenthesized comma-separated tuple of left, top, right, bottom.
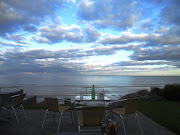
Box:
(130, 45, 180, 61)
(36, 24, 102, 43)
(113, 61, 169, 67)
(0, 41, 29, 47)
(22, 25, 37, 32)
(0, 0, 67, 36)
(0, 0, 180, 75)
(78, 0, 140, 30)
(0, 48, 85, 74)
(160, 0, 180, 25)
(99, 33, 150, 45)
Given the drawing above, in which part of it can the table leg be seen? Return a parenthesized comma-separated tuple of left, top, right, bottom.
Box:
(74, 101, 77, 128)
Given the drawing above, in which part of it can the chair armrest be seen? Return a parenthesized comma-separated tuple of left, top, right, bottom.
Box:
(112, 99, 127, 104)
(57, 98, 71, 102)
(11, 94, 21, 98)
(75, 106, 84, 109)
(111, 99, 127, 109)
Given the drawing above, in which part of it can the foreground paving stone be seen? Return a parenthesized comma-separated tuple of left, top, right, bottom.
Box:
(0, 109, 176, 135)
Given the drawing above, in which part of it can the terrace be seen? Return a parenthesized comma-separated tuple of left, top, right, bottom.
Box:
(0, 108, 175, 135)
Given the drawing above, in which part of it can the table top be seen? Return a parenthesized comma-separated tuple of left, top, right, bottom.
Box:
(0, 92, 11, 95)
(52, 133, 100, 135)
(75, 95, 110, 101)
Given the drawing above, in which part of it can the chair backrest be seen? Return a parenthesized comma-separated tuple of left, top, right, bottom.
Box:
(124, 99, 138, 114)
(45, 98, 59, 111)
(1, 89, 24, 106)
(111, 99, 126, 109)
(82, 106, 105, 126)
(10, 89, 24, 96)
(11, 93, 26, 106)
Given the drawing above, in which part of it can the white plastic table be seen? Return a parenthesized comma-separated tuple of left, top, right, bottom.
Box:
(74, 95, 112, 126)
(75, 95, 110, 101)
(75, 95, 111, 107)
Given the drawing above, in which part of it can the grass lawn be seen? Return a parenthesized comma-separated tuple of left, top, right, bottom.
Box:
(137, 101, 180, 135)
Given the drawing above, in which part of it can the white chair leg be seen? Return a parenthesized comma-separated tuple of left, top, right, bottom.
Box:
(125, 114, 128, 127)
(41, 110, 48, 130)
(21, 104, 27, 119)
(57, 111, 63, 133)
(120, 115, 126, 135)
(70, 109, 74, 125)
(12, 107, 19, 123)
(135, 113, 143, 135)
(54, 112, 56, 124)
(78, 125, 80, 133)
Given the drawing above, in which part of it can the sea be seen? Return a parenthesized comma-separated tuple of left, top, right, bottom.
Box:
(0, 74, 180, 102)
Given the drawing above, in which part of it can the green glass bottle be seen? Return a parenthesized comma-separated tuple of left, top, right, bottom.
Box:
(92, 85, 95, 99)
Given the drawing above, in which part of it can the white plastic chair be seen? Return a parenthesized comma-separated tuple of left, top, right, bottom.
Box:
(77, 106, 105, 133)
(1, 93, 27, 123)
(41, 98, 73, 133)
(112, 99, 143, 135)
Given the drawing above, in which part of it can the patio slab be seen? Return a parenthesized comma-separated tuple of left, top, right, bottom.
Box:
(0, 109, 176, 135)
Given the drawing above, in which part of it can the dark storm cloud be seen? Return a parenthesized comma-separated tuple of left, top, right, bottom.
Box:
(0, 0, 67, 36)
(77, 0, 140, 30)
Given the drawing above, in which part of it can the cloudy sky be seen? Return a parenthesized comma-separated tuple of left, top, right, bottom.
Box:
(0, 0, 180, 76)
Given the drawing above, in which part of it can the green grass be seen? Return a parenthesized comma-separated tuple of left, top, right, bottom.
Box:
(137, 101, 180, 135)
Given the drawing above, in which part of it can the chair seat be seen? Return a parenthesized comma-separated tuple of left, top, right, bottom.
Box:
(41, 98, 73, 133)
(77, 106, 105, 133)
(1, 93, 27, 123)
(111, 99, 143, 135)
(78, 116, 102, 127)
(112, 107, 125, 115)
(2, 103, 19, 108)
(58, 105, 70, 112)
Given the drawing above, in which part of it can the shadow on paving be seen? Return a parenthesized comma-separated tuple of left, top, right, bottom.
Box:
(0, 109, 176, 135)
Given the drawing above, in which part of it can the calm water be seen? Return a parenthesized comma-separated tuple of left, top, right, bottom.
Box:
(0, 74, 180, 101)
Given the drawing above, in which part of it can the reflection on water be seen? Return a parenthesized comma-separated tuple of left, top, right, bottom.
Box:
(0, 75, 180, 102)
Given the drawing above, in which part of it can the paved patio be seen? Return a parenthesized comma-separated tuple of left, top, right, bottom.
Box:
(0, 109, 176, 135)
